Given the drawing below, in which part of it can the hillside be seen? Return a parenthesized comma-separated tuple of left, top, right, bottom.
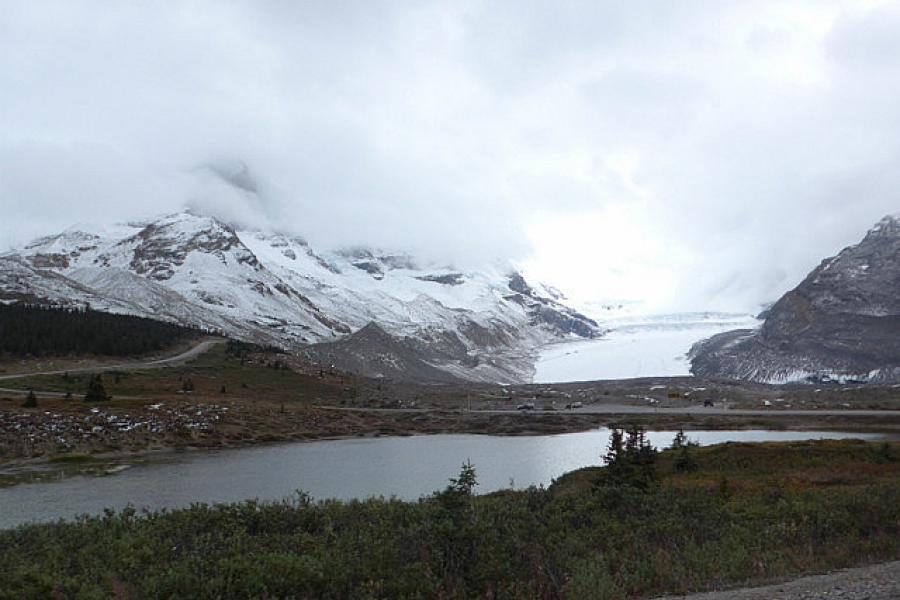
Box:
(691, 215, 900, 383)
(0, 304, 200, 358)
(0, 209, 600, 382)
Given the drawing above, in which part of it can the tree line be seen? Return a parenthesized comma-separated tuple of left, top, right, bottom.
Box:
(0, 304, 201, 358)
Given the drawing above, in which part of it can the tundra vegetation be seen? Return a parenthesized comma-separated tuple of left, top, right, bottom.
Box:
(0, 437, 897, 599)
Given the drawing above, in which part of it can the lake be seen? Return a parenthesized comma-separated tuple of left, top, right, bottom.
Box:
(0, 428, 891, 530)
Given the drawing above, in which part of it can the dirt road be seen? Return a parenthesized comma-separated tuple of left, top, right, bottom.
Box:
(0, 338, 223, 384)
(656, 560, 900, 599)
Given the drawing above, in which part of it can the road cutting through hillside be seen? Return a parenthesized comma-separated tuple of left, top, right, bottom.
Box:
(0, 338, 224, 383)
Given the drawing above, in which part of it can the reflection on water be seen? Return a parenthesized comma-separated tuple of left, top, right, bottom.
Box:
(0, 429, 891, 529)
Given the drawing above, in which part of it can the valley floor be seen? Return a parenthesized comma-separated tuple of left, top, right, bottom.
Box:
(2, 342, 899, 598)
(1, 341, 899, 487)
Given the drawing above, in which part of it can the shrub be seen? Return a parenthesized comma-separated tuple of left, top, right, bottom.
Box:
(22, 390, 37, 408)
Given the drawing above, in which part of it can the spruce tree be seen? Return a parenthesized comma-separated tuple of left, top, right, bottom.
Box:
(604, 428, 624, 467)
(440, 460, 479, 518)
(22, 390, 37, 408)
(602, 426, 658, 488)
(449, 460, 478, 496)
(84, 374, 110, 402)
(672, 429, 698, 473)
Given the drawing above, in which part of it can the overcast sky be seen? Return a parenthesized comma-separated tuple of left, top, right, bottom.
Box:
(2, 1, 900, 312)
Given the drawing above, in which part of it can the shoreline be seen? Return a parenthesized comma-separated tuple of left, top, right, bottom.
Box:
(4, 437, 897, 597)
(3, 409, 898, 489)
(3, 341, 899, 488)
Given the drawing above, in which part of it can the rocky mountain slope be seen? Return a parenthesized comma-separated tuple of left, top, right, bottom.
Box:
(0, 211, 600, 382)
(690, 215, 900, 383)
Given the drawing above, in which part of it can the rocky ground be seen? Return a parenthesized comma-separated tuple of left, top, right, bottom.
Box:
(691, 214, 900, 384)
(1, 341, 898, 486)
(658, 560, 900, 600)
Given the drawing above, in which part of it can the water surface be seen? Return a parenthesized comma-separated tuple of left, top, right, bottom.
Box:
(0, 429, 890, 529)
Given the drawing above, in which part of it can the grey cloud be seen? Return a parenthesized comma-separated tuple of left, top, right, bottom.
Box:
(2, 1, 900, 309)
(827, 3, 900, 69)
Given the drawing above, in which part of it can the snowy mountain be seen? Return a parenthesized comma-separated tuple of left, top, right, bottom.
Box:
(0, 211, 600, 382)
(690, 214, 900, 384)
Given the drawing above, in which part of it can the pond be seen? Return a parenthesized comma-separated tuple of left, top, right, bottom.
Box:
(0, 429, 892, 529)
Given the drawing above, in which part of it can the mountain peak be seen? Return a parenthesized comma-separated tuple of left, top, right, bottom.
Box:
(352, 321, 392, 340)
(867, 213, 900, 238)
(692, 214, 900, 384)
(4, 214, 601, 382)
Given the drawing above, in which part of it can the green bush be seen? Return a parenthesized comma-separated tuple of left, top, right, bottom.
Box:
(0, 441, 898, 598)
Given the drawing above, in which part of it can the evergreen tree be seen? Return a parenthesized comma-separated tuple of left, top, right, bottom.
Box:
(630, 426, 658, 488)
(671, 429, 688, 450)
(432, 461, 481, 588)
(672, 429, 699, 473)
(84, 375, 110, 402)
(604, 428, 625, 468)
(449, 460, 478, 497)
(0, 303, 202, 358)
(600, 426, 658, 489)
(22, 390, 37, 408)
(631, 426, 655, 465)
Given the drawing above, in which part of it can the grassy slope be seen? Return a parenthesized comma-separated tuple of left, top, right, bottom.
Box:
(1, 440, 897, 599)
(0, 344, 349, 401)
(0, 345, 370, 464)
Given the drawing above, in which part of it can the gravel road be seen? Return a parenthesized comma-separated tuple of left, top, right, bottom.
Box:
(656, 560, 900, 600)
(0, 338, 223, 382)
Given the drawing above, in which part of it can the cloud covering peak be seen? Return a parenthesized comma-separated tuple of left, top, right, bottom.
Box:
(3, 1, 900, 310)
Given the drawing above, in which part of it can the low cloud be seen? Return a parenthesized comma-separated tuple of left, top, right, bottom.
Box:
(3, 1, 900, 309)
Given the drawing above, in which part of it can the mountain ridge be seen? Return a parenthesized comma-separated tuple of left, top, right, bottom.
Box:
(0, 210, 601, 382)
(690, 214, 900, 384)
